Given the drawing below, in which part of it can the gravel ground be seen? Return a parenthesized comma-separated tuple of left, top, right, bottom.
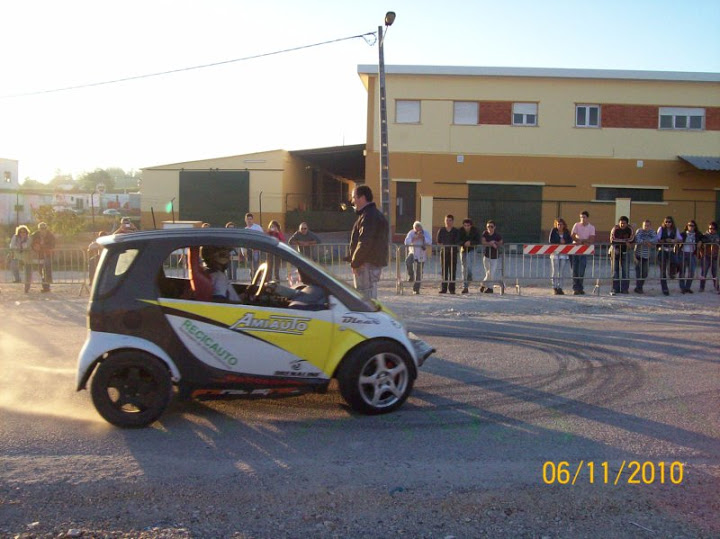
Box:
(0, 281, 718, 538)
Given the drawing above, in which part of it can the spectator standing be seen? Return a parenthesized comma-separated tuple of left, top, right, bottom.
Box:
(632, 220, 657, 294)
(403, 221, 432, 295)
(87, 230, 109, 283)
(288, 222, 322, 259)
(244, 213, 263, 274)
(458, 218, 481, 294)
(480, 220, 503, 293)
(609, 216, 635, 295)
(437, 214, 460, 294)
(31, 222, 55, 293)
(699, 221, 719, 293)
(548, 218, 572, 295)
(678, 220, 702, 294)
(9, 225, 33, 292)
(225, 222, 242, 281)
(657, 216, 682, 296)
(570, 211, 596, 295)
(348, 185, 389, 300)
(112, 217, 137, 234)
(266, 220, 286, 281)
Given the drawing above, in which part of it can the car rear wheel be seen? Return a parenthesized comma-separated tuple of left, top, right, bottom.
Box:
(90, 351, 172, 428)
(337, 342, 414, 415)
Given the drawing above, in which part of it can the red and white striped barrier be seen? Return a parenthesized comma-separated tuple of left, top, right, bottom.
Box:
(523, 244, 596, 255)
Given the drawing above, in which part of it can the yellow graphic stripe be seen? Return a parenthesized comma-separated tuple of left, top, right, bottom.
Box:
(148, 298, 368, 374)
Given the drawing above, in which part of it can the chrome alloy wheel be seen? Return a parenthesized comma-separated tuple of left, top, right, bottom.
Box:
(357, 352, 410, 409)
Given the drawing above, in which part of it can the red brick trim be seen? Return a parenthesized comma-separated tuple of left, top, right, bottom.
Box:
(602, 104, 658, 129)
(705, 107, 720, 130)
(479, 101, 512, 125)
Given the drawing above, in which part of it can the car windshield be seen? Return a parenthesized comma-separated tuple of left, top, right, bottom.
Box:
(276, 242, 372, 306)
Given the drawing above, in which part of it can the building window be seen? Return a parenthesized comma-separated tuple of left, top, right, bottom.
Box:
(396, 100, 421, 124)
(512, 103, 537, 126)
(453, 101, 479, 125)
(659, 107, 705, 130)
(596, 187, 664, 203)
(576, 105, 600, 127)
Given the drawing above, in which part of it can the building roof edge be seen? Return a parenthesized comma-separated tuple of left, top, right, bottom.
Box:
(356, 64, 720, 82)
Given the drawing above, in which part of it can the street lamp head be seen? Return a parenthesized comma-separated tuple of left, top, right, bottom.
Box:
(384, 11, 396, 26)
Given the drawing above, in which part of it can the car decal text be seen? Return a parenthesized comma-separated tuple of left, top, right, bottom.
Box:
(229, 313, 311, 335)
(181, 319, 239, 366)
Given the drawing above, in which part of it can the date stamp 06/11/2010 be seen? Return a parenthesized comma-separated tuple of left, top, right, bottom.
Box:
(542, 461, 685, 485)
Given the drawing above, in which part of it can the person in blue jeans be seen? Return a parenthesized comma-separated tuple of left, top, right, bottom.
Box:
(403, 221, 432, 294)
(699, 221, 719, 293)
(633, 219, 657, 294)
(678, 220, 702, 294)
(656, 216, 682, 296)
(570, 211, 596, 295)
(609, 216, 634, 295)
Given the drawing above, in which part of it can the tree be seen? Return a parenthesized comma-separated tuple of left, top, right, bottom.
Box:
(48, 173, 76, 190)
(20, 178, 45, 189)
(32, 205, 85, 237)
(78, 169, 115, 193)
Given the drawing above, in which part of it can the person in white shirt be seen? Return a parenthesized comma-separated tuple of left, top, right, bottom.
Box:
(244, 213, 263, 274)
(403, 221, 432, 295)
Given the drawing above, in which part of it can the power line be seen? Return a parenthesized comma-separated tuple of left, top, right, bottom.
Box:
(2, 31, 378, 99)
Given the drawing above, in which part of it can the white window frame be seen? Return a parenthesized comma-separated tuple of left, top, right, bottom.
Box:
(659, 107, 705, 130)
(576, 104, 601, 128)
(512, 102, 537, 126)
(396, 100, 421, 124)
(453, 101, 479, 125)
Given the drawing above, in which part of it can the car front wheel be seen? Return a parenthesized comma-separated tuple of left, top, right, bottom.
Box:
(337, 342, 414, 415)
(90, 351, 172, 428)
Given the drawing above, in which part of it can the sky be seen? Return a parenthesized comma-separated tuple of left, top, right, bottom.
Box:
(2, 0, 719, 184)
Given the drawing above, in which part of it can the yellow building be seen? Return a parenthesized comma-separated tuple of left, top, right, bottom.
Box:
(358, 65, 720, 241)
(141, 147, 361, 233)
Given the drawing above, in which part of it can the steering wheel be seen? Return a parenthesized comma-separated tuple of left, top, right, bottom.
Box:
(251, 262, 269, 297)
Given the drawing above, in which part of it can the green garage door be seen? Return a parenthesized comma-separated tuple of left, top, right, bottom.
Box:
(468, 184, 542, 243)
(179, 170, 250, 226)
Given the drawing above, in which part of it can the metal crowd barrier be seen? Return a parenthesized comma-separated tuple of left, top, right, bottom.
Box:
(504, 242, 719, 295)
(2, 242, 717, 297)
(1, 247, 90, 294)
(394, 242, 719, 296)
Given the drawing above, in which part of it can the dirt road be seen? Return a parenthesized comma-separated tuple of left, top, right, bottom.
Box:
(1, 286, 718, 538)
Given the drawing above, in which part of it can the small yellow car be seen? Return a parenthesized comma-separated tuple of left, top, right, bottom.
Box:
(77, 228, 434, 428)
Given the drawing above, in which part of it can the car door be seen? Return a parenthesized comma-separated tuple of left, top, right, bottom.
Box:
(155, 245, 334, 380)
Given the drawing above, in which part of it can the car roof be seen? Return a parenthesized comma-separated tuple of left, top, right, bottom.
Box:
(97, 227, 277, 247)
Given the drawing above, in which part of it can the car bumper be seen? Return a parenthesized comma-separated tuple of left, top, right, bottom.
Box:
(408, 332, 435, 366)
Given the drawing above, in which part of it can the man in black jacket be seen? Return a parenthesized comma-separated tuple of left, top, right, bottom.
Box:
(348, 185, 389, 300)
(437, 214, 460, 294)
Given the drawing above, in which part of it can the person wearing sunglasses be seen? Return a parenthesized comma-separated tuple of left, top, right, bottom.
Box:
(678, 220, 702, 294)
(699, 221, 719, 293)
(656, 216, 682, 296)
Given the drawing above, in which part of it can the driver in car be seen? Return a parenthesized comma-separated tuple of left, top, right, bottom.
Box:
(201, 246, 241, 302)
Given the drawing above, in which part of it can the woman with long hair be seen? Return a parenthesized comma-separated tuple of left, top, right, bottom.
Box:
(678, 220, 702, 293)
(548, 218, 571, 295)
(656, 216, 682, 296)
(9, 225, 32, 292)
(266, 220, 286, 280)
